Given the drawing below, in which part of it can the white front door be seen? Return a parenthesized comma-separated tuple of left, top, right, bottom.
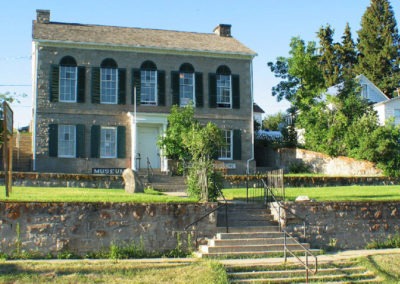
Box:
(137, 126, 160, 170)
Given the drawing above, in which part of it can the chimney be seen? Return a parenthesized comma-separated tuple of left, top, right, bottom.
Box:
(213, 24, 232, 37)
(36, 9, 50, 24)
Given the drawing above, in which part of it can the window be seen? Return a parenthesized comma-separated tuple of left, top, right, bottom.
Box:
(58, 56, 77, 102)
(217, 74, 232, 108)
(100, 59, 118, 104)
(361, 84, 368, 99)
(58, 125, 76, 157)
(140, 61, 157, 105)
(100, 127, 117, 158)
(219, 130, 233, 160)
(180, 73, 195, 106)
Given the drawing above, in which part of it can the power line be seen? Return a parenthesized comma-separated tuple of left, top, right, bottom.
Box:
(0, 84, 31, 87)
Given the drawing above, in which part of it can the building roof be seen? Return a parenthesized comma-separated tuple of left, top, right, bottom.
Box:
(253, 103, 265, 113)
(33, 19, 256, 58)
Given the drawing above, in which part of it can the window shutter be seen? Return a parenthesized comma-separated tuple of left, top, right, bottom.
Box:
(49, 65, 59, 102)
(195, 72, 203, 107)
(118, 68, 126, 105)
(157, 70, 166, 106)
(171, 71, 180, 106)
(208, 73, 217, 108)
(77, 66, 86, 103)
(233, 129, 242, 160)
(117, 126, 126, 158)
(76, 124, 85, 158)
(91, 125, 100, 158)
(232, 74, 240, 109)
(132, 69, 141, 106)
(49, 124, 58, 157)
(91, 67, 100, 104)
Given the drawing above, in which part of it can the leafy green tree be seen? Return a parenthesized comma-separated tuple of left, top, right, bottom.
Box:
(262, 112, 285, 131)
(356, 0, 400, 96)
(338, 23, 358, 82)
(317, 25, 340, 87)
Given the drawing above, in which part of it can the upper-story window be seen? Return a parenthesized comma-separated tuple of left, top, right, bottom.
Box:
(216, 66, 232, 108)
(59, 56, 77, 102)
(140, 61, 157, 105)
(100, 58, 118, 104)
(209, 65, 239, 109)
(179, 63, 195, 107)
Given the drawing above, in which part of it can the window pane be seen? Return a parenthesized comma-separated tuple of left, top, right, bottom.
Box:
(219, 130, 232, 160)
(101, 68, 118, 104)
(179, 72, 194, 107)
(58, 125, 76, 157)
(100, 127, 117, 158)
(59, 66, 77, 102)
(217, 74, 231, 108)
(140, 70, 157, 105)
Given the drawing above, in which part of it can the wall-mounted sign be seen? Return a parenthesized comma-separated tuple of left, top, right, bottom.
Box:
(92, 168, 125, 175)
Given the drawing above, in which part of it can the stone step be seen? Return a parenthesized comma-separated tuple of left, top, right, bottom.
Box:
(195, 249, 312, 259)
(199, 243, 310, 254)
(209, 237, 300, 246)
(217, 227, 281, 235)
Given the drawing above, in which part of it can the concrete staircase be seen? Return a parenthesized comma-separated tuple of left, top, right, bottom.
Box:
(196, 202, 311, 258)
(225, 259, 382, 283)
(139, 170, 187, 192)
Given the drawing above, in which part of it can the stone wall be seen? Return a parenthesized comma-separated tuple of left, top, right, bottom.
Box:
(277, 148, 382, 176)
(0, 202, 217, 256)
(270, 201, 400, 250)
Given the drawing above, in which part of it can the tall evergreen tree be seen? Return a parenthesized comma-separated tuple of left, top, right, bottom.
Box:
(317, 25, 340, 87)
(357, 0, 400, 97)
(338, 23, 358, 82)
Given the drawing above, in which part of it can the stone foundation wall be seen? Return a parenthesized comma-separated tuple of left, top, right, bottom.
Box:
(271, 202, 400, 250)
(0, 202, 217, 255)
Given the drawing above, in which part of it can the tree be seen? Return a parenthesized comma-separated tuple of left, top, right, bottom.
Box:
(338, 23, 358, 82)
(268, 37, 325, 112)
(317, 25, 340, 87)
(262, 112, 285, 131)
(356, 0, 400, 96)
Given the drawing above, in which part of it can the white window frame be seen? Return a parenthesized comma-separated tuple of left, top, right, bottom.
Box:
(361, 84, 368, 99)
(59, 66, 77, 102)
(140, 70, 157, 105)
(179, 72, 195, 107)
(100, 127, 117, 158)
(219, 130, 233, 160)
(58, 125, 76, 158)
(216, 74, 232, 108)
(100, 67, 118, 104)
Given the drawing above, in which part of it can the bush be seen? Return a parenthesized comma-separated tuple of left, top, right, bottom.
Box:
(288, 160, 312, 174)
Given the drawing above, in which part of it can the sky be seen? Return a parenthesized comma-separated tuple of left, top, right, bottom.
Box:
(1, 0, 399, 128)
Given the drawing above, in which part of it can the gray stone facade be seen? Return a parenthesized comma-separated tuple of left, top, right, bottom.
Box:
(32, 10, 256, 174)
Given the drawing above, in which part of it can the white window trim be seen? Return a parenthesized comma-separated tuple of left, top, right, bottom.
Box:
(59, 66, 78, 103)
(100, 126, 117, 158)
(58, 125, 76, 158)
(179, 72, 196, 107)
(216, 74, 232, 109)
(140, 70, 158, 106)
(100, 68, 118, 104)
(219, 130, 233, 160)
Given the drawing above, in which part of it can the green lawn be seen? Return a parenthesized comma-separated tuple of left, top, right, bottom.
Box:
(0, 187, 197, 203)
(222, 185, 400, 202)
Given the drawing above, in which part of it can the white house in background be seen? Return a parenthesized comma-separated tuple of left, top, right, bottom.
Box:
(374, 96, 400, 125)
(253, 103, 265, 126)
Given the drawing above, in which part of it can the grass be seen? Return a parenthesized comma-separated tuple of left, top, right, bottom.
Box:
(0, 259, 228, 284)
(222, 185, 400, 202)
(0, 187, 197, 203)
(361, 254, 400, 282)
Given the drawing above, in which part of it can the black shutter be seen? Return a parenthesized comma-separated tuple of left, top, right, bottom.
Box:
(49, 124, 58, 157)
(232, 74, 240, 109)
(233, 129, 242, 160)
(171, 71, 180, 106)
(91, 125, 100, 158)
(91, 67, 100, 104)
(76, 124, 85, 158)
(77, 66, 86, 103)
(132, 68, 141, 105)
(208, 73, 217, 108)
(157, 70, 166, 106)
(117, 126, 126, 158)
(195, 72, 203, 107)
(118, 68, 126, 105)
(49, 65, 59, 102)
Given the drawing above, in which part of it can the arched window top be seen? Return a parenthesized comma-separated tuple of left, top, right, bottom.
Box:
(59, 56, 77, 66)
(216, 65, 231, 75)
(101, 58, 118, 68)
(179, 63, 194, 73)
(141, 60, 157, 70)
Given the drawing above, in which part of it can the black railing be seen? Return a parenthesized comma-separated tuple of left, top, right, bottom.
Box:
(184, 185, 229, 246)
(146, 157, 154, 182)
(262, 179, 318, 283)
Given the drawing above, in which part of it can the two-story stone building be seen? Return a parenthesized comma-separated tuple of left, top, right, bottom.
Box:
(32, 10, 257, 174)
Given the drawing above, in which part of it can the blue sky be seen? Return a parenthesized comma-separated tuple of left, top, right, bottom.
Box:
(1, 0, 399, 128)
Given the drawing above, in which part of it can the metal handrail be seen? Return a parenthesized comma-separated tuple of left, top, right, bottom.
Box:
(262, 179, 318, 282)
(146, 157, 154, 182)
